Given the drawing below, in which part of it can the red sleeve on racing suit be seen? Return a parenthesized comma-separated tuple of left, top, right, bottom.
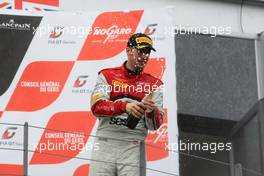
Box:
(90, 71, 127, 118)
(91, 100, 127, 117)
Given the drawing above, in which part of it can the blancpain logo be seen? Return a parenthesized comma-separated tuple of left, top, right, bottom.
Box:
(93, 25, 132, 44)
(0, 19, 31, 30)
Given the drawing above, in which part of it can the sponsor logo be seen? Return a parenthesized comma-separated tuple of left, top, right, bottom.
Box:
(77, 10, 143, 60)
(73, 75, 88, 88)
(0, 127, 23, 147)
(2, 127, 17, 139)
(144, 24, 165, 41)
(30, 112, 96, 164)
(148, 123, 168, 143)
(109, 117, 127, 126)
(0, 19, 31, 30)
(91, 93, 102, 103)
(144, 24, 157, 35)
(112, 80, 129, 88)
(20, 81, 61, 93)
(49, 26, 64, 38)
(48, 26, 76, 45)
(6, 61, 74, 111)
(92, 25, 132, 44)
(145, 109, 169, 161)
(72, 75, 92, 94)
(44, 132, 85, 143)
(135, 37, 153, 45)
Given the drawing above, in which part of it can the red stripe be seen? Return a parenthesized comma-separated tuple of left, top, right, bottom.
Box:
(34, 7, 42, 11)
(24, 0, 59, 6)
(0, 111, 3, 118)
(15, 0, 23, 9)
(0, 164, 23, 175)
(0, 2, 9, 8)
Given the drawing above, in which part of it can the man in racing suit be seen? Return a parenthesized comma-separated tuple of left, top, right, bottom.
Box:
(89, 33, 164, 176)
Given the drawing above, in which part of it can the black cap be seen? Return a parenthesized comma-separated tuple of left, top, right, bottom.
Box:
(127, 33, 156, 52)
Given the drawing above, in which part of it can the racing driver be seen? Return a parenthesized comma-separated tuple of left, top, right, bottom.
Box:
(89, 33, 164, 176)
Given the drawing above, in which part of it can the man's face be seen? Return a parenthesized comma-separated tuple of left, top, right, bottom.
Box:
(127, 47, 151, 72)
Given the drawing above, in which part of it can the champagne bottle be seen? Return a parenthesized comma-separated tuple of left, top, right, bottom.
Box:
(125, 113, 141, 129)
(125, 92, 154, 129)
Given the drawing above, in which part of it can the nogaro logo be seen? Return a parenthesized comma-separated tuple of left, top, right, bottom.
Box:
(0, 19, 31, 30)
(73, 75, 89, 88)
(92, 25, 132, 44)
(144, 24, 157, 35)
(49, 26, 64, 38)
(2, 127, 18, 139)
(77, 11, 143, 60)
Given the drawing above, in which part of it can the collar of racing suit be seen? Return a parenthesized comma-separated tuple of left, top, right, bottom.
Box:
(123, 61, 143, 78)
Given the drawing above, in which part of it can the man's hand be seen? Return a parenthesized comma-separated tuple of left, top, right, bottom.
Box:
(142, 99, 155, 113)
(126, 102, 145, 118)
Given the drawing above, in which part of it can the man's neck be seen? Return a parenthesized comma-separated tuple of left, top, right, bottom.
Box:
(125, 61, 135, 71)
(125, 61, 140, 75)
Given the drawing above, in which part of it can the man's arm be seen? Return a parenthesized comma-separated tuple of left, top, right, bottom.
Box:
(90, 73, 127, 117)
(144, 86, 164, 130)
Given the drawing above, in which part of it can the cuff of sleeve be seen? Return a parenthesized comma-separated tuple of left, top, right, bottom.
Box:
(119, 101, 128, 114)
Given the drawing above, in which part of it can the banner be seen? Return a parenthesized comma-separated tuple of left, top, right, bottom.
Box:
(0, 9, 178, 176)
(0, 0, 59, 11)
